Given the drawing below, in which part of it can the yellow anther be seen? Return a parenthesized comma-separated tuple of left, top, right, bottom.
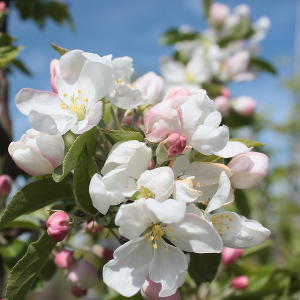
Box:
(83, 98, 89, 102)
(184, 71, 194, 83)
(117, 78, 123, 84)
(153, 243, 158, 249)
(139, 186, 155, 199)
(63, 93, 67, 97)
(77, 89, 82, 93)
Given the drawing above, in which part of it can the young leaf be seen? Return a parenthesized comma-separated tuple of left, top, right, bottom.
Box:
(235, 190, 251, 218)
(188, 253, 220, 284)
(73, 149, 98, 216)
(5, 233, 56, 300)
(99, 128, 144, 144)
(0, 179, 72, 228)
(51, 42, 69, 55)
(159, 28, 199, 45)
(203, 0, 212, 18)
(53, 127, 98, 182)
(229, 138, 264, 148)
(250, 57, 277, 75)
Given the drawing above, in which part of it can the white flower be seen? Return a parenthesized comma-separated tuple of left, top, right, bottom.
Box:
(89, 141, 152, 214)
(103, 198, 222, 297)
(16, 50, 114, 135)
(8, 129, 64, 176)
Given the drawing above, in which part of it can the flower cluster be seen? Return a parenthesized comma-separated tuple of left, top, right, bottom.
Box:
(7, 43, 271, 298)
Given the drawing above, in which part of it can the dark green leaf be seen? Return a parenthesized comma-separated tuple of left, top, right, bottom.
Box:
(188, 253, 220, 284)
(51, 42, 68, 56)
(0, 33, 16, 47)
(53, 127, 98, 182)
(0, 179, 72, 228)
(249, 57, 277, 75)
(0, 45, 23, 68)
(203, 0, 212, 18)
(229, 138, 264, 148)
(3, 215, 40, 231)
(40, 259, 57, 281)
(11, 58, 32, 76)
(5, 233, 56, 300)
(73, 149, 98, 216)
(159, 28, 199, 45)
(99, 128, 144, 144)
(235, 190, 251, 218)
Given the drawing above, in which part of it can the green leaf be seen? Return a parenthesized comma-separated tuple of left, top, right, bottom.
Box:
(53, 127, 98, 182)
(99, 128, 144, 144)
(250, 57, 277, 75)
(5, 233, 56, 300)
(190, 150, 223, 163)
(0, 45, 23, 68)
(203, 0, 212, 18)
(11, 58, 32, 76)
(3, 215, 40, 231)
(0, 33, 16, 47)
(0, 179, 72, 228)
(159, 28, 199, 45)
(229, 138, 264, 148)
(51, 42, 69, 55)
(73, 149, 98, 216)
(235, 190, 251, 218)
(188, 253, 221, 284)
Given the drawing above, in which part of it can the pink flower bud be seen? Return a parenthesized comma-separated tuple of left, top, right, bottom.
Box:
(142, 277, 182, 300)
(54, 250, 75, 269)
(148, 160, 155, 170)
(164, 87, 191, 100)
(47, 211, 70, 242)
(163, 133, 187, 157)
(71, 286, 87, 297)
(50, 59, 60, 93)
(232, 96, 256, 117)
(67, 260, 98, 289)
(85, 220, 103, 235)
(220, 87, 231, 99)
(214, 96, 230, 117)
(209, 3, 229, 25)
(0, 175, 12, 197)
(221, 247, 244, 266)
(228, 152, 269, 189)
(231, 276, 249, 290)
(0, 1, 7, 13)
(8, 129, 64, 176)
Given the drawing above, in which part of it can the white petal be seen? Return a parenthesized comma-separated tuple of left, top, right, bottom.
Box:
(115, 200, 153, 240)
(149, 241, 188, 297)
(211, 212, 270, 248)
(206, 171, 232, 213)
(160, 57, 186, 83)
(170, 151, 191, 177)
(174, 177, 202, 203)
(103, 237, 153, 297)
(213, 141, 251, 158)
(137, 167, 174, 201)
(112, 56, 134, 82)
(146, 198, 186, 224)
(168, 213, 223, 253)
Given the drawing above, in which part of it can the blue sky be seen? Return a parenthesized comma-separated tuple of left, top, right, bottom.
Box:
(8, 0, 297, 145)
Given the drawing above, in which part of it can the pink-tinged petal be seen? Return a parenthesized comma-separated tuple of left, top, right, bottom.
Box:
(50, 59, 60, 93)
(232, 96, 256, 117)
(164, 87, 191, 101)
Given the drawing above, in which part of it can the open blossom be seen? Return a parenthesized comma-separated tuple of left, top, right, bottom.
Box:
(89, 140, 152, 214)
(109, 57, 163, 109)
(16, 49, 114, 135)
(103, 198, 222, 297)
(8, 129, 64, 176)
(228, 152, 269, 189)
(145, 89, 250, 158)
(209, 2, 229, 25)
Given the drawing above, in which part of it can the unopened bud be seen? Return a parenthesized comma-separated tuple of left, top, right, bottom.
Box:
(85, 220, 103, 235)
(163, 133, 187, 157)
(54, 250, 75, 269)
(46, 211, 70, 242)
(231, 276, 249, 290)
(0, 175, 12, 197)
(221, 247, 243, 266)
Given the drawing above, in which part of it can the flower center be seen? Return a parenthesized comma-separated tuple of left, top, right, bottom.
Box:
(184, 71, 194, 83)
(138, 186, 155, 199)
(60, 89, 89, 121)
(144, 224, 175, 249)
(210, 213, 234, 236)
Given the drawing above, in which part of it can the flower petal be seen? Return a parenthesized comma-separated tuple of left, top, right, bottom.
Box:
(211, 212, 270, 248)
(168, 213, 223, 253)
(173, 177, 202, 203)
(213, 141, 251, 158)
(149, 241, 188, 297)
(103, 237, 153, 297)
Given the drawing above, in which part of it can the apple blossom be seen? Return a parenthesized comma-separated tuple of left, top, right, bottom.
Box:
(103, 198, 222, 297)
(162, 133, 187, 157)
(209, 2, 229, 25)
(50, 59, 60, 93)
(8, 129, 64, 176)
(47, 211, 70, 242)
(228, 152, 269, 189)
(0, 175, 12, 197)
(232, 96, 256, 117)
(54, 250, 75, 269)
(16, 49, 114, 135)
(231, 276, 249, 290)
(221, 247, 244, 266)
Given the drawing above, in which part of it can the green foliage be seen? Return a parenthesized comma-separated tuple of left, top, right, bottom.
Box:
(51, 42, 69, 55)
(188, 253, 221, 284)
(229, 138, 264, 148)
(0, 178, 72, 228)
(14, 0, 73, 28)
(99, 128, 144, 144)
(159, 28, 200, 45)
(53, 127, 98, 182)
(235, 190, 251, 218)
(249, 57, 277, 75)
(202, 0, 212, 19)
(73, 149, 99, 216)
(5, 233, 56, 300)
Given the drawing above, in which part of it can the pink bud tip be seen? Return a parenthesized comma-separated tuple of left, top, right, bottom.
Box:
(0, 175, 12, 197)
(220, 87, 231, 99)
(46, 211, 70, 242)
(231, 276, 249, 290)
(54, 250, 75, 269)
(214, 96, 230, 117)
(71, 286, 87, 297)
(85, 220, 103, 235)
(0, 1, 7, 13)
(232, 96, 256, 117)
(164, 86, 191, 100)
(148, 160, 155, 170)
(142, 277, 182, 300)
(221, 247, 244, 266)
(163, 133, 187, 157)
